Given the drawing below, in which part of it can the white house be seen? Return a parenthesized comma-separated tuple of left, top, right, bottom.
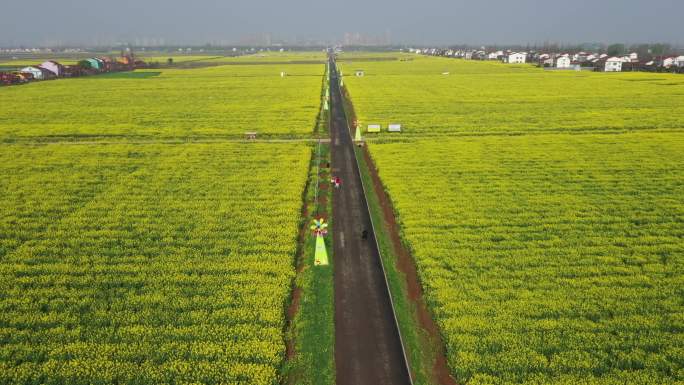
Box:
(629, 52, 638, 61)
(20, 66, 44, 80)
(556, 56, 571, 69)
(487, 50, 503, 60)
(662, 57, 675, 68)
(675, 56, 684, 67)
(604, 57, 622, 72)
(507, 52, 526, 64)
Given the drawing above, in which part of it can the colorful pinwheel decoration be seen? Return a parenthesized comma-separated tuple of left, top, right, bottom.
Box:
(310, 218, 328, 237)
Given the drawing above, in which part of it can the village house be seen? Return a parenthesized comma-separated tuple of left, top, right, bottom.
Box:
(487, 50, 504, 60)
(506, 52, 526, 64)
(556, 55, 572, 69)
(603, 57, 623, 72)
(20, 66, 54, 80)
(676, 56, 684, 67)
(39, 60, 63, 77)
(20, 66, 44, 80)
(661, 57, 676, 68)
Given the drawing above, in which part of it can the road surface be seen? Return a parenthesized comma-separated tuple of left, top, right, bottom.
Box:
(329, 56, 412, 385)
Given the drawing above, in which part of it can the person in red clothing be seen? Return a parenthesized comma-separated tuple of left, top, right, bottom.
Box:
(334, 176, 341, 189)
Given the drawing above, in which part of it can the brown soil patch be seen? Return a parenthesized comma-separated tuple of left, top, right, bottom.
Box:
(286, 286, 302, 359)
(363, 148, 457, 385)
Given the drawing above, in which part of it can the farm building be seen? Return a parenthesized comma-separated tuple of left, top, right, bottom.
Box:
(20, 66, 43, 80)
(487, 51, 504, 60)
(539, 55, 553, 67)
(556, 56, 571, 68)
(676, 56, 684, 67)
(661, 57, 675, 68)
(39, 61, 64, 77)
(603, 57, 622, 72)
(84, 58, 104, 70)
(506, 52, 526, 64)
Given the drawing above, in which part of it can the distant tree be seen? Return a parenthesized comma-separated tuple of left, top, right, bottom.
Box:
(607, 44, 625, 56)
(167, 58, 174, 65)
(650, 43, 671, 56)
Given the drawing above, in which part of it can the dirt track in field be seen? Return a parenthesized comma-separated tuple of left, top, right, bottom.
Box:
(329, 57, 412, 385)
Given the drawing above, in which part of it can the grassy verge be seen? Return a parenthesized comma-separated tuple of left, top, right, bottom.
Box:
(282, 64, 334, 385)
(354, 145, 436, 385)
(282, 142, 334, 385)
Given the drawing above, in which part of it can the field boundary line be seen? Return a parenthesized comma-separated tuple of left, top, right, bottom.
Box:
(1, 138, 331, 146)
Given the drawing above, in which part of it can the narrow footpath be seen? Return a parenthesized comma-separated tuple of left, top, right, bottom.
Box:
(330, 56, 412, 385)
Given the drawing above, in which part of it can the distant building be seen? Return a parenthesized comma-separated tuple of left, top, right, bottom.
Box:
(506, 52, 526, 64)
(604, 57, 622, 72)
(20, 66, 44, 80)
(556, 56, 571, 69)
(487, 51, 503, 60)
(675, 56, 684, 67)
(662, 57, 676, 68)
(84, 58, 104, 71)
(39, 61, 63, 77)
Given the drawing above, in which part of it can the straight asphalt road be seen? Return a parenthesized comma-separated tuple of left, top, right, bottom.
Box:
(329, 56, 412, 385)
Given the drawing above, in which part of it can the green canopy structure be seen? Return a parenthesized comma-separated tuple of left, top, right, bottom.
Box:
(314, 235, 329, 266)
(311, 218, 329, 266)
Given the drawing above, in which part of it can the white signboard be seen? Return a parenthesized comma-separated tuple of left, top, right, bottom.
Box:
(367, 124, 381, 133)
(388, 124, 402, 132)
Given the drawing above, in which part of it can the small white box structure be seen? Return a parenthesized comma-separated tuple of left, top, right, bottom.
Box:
(367, 124, 381, 133)
(280, 71, 286, 77)
(388, 124, 402, 132)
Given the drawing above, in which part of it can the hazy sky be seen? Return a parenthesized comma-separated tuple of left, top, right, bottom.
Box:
(1, 0, 682, 46)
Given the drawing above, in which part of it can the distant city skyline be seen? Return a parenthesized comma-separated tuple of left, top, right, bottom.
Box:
(1, 0, 682, 47)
